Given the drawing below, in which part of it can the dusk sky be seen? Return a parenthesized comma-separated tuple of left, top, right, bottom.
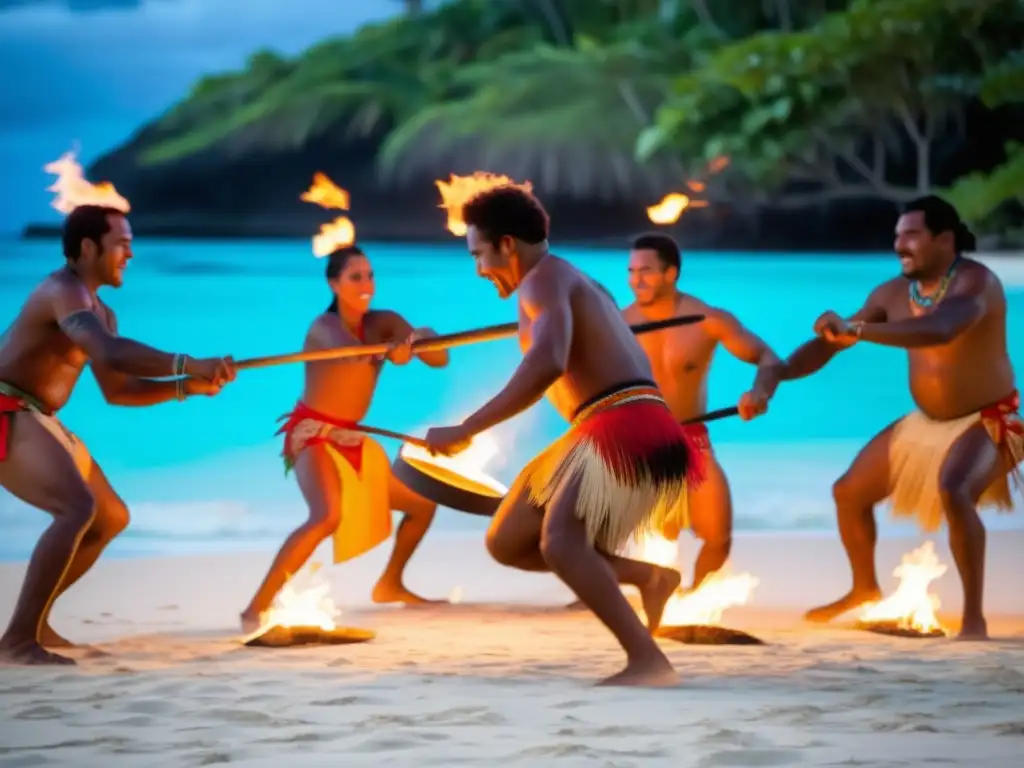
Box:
(0, 0, 407, 234)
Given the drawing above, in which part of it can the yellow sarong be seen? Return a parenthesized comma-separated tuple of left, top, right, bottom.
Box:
(277, 402, 395, 564)
(324, 436, 393, 564)
(889, 392, 1024, 531)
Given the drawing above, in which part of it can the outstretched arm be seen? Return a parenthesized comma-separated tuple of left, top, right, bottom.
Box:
(89, 308, 192, 406)
(782, 288, 889, 381)
(461, 278, 572, 434)
(52, 282, 182, 378)
(856, 270, 988, 348)
(705, 309, 783, 399)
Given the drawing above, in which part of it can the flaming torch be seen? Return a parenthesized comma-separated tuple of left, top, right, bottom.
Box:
(435, 172, 533, 236)
(301, 172, 356, 256)
(44, 149, 130, 214)
(645, 156, 729, 226)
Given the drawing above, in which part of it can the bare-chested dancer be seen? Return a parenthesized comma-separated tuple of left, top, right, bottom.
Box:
(623, 232, 782, 587)
(240, 245, 450, 631)
(0, 204, 236, 665)
(782, 196, 1022, 640)
(424, 187, 704, 686)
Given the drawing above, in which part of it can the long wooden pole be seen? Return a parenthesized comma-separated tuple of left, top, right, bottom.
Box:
(235, 313, 705, 371)
(680, 406, 740, 425)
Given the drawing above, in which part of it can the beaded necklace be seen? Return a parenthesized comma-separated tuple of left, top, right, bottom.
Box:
(908, 256, 960, 316)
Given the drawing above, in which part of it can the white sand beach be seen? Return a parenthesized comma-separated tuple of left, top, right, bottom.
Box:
(1, 530, 1022, 767)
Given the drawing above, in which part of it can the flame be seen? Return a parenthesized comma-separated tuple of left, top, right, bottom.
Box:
(44, 150, 130, 214)
(686, 180, 706, 193)
(435, 172, 533, 236)
(646, 192, 709, 225)
(706, 156, 730, 174)
(301, 172, 355, 257)
(250, 562, 341, 636)
(858, 541, 947, 634)
(312, 216, 356, 257)
(630, 533, 758, 626)
(301, 172, 350, 211)
(400, 431, 509, 495)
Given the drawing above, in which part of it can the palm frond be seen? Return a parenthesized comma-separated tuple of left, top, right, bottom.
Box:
(377, 41, 690, 198)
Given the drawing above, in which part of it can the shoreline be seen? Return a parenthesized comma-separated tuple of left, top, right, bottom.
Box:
(16, 224, 1024, 255)
(2, 529, 1021, 617)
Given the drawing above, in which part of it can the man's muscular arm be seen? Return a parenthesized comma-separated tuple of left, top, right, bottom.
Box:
(52, 282, 180, 377)
(461, 277, 572, 434)
(857, 269, 989, 348)
(90, 309, 191, 406)
(781, 286, 889, 380)
(705, 308, 783, 398)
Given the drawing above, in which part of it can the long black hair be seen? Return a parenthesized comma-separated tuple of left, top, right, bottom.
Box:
(324, 245, 365, 314)
(902, 195, 978, 255)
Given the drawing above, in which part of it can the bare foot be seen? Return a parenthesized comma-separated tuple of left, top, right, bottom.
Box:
(40, 624, 77, 649)
(0, 638, 76, 666)
(804, 587, 882, 624)
(955, 617, 989, 641)
(597, 654, 679, 688)
(371, 582, 444, 606)
(639, 566, 682, 633)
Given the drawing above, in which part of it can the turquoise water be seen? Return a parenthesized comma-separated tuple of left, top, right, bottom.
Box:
(2, 238, 1022, 560)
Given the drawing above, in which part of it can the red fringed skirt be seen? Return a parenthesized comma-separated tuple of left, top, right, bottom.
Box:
(523, 380, 705, 554)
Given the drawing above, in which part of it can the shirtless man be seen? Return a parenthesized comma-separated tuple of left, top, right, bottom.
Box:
(782, 195, 1022, 639)
(424, 187, 704, 686)
(624, 232, 782, 587)
(0, 204, 235, 665)
(240, 245, 449, 631)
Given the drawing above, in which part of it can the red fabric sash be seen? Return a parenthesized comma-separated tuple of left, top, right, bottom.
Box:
(276, 401, 364, 473)
(980, 390, 1022, 445)
(0, 392, 25, 461)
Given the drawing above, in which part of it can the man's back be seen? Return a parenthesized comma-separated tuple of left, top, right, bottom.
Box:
(522, 256, 656, 422)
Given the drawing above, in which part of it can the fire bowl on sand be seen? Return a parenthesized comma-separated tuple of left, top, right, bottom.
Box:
(391, 447, 506, 517)
(854, 620, 946, 639)
(655, 625, 766, 645)
(243, 625, 376, 648)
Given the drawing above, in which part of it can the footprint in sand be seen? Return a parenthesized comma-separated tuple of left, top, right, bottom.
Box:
(698, 748, 806, 767)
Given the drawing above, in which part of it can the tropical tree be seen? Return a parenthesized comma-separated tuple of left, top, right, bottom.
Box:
(640, 0, 1022, 209)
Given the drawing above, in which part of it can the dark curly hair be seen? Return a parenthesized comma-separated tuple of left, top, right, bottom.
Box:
(461, 186, 549, 246)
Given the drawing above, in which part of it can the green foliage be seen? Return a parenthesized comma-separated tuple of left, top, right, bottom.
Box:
(644, 0, 1019, 199)
(131, 0, 1023, 224)
(944, 142, 1024, 228)
(979, 49, 1024, 108)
